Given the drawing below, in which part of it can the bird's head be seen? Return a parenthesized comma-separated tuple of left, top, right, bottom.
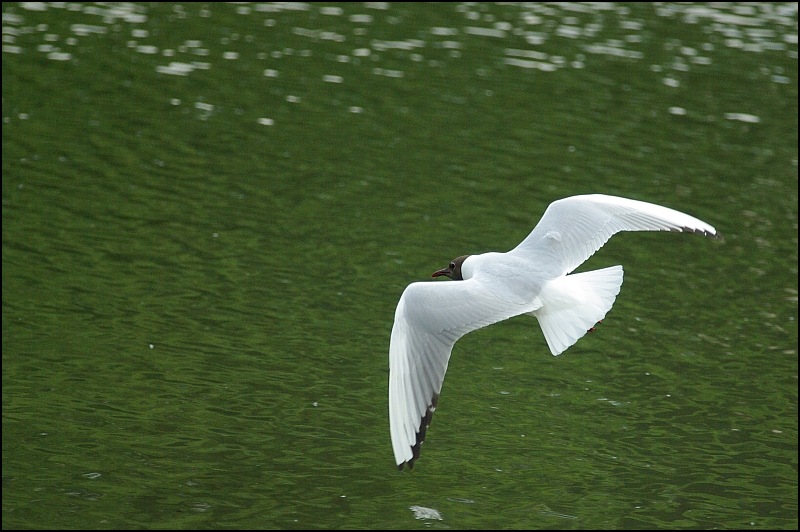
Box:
(432, 255, 470, 281)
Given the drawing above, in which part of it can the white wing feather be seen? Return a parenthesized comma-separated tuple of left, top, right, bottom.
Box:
(389, 279, 538, 468)
(509, 194, 717, 277)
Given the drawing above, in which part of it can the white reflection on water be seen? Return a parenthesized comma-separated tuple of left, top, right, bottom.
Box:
(4, 3, 795, 72)
(724, 112, 762, 123)
(2, 2, 795, 128)
(409, 505, 443, 520)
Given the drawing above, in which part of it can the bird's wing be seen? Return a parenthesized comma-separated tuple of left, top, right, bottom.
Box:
(389, 278, 538, 469)
(508, 194, 718, 277)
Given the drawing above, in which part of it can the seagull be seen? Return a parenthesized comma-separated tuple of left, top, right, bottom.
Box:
(388, 194, 718, 470)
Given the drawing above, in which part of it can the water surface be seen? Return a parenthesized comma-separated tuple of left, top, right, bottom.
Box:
(3, 3, 797, 529)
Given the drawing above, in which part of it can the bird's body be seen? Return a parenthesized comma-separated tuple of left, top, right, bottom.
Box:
(388, 194, 718, 470)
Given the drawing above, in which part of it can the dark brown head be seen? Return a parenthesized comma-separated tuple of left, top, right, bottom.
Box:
(431, 255, 470, 281)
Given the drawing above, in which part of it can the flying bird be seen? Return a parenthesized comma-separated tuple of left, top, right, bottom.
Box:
(388, 194, 718, 470)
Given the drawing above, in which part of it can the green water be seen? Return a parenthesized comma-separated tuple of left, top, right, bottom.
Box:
(3, 2, 797, 529)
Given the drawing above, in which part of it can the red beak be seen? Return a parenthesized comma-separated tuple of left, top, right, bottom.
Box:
(432, 268, 451, 278)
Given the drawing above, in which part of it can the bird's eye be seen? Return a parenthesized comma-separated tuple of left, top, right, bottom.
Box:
(450, 262, 456, 269)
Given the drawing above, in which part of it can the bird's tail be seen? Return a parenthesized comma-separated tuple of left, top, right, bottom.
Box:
(531, 265, 623, 356)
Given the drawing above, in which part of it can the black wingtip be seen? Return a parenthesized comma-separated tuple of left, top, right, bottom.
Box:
(672, 226, 721, 240)
(691, 226, 721, 240)
(397, 393, 439, 471)
(397, 457, 415, 471)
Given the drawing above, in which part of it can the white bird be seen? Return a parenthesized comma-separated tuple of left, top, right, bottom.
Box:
(388, 194, 718, 470)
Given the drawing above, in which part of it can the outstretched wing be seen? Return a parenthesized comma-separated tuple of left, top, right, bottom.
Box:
(508, 194, 718, 278)
(389, 278, 537, 469)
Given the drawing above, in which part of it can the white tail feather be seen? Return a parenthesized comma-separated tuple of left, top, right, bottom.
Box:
(532, 266, 624, 355)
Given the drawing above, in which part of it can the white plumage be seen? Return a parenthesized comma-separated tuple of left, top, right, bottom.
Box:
(389, 194, 718, 469)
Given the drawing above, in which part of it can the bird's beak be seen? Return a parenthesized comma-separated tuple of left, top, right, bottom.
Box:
(432, 267, 451, 278)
